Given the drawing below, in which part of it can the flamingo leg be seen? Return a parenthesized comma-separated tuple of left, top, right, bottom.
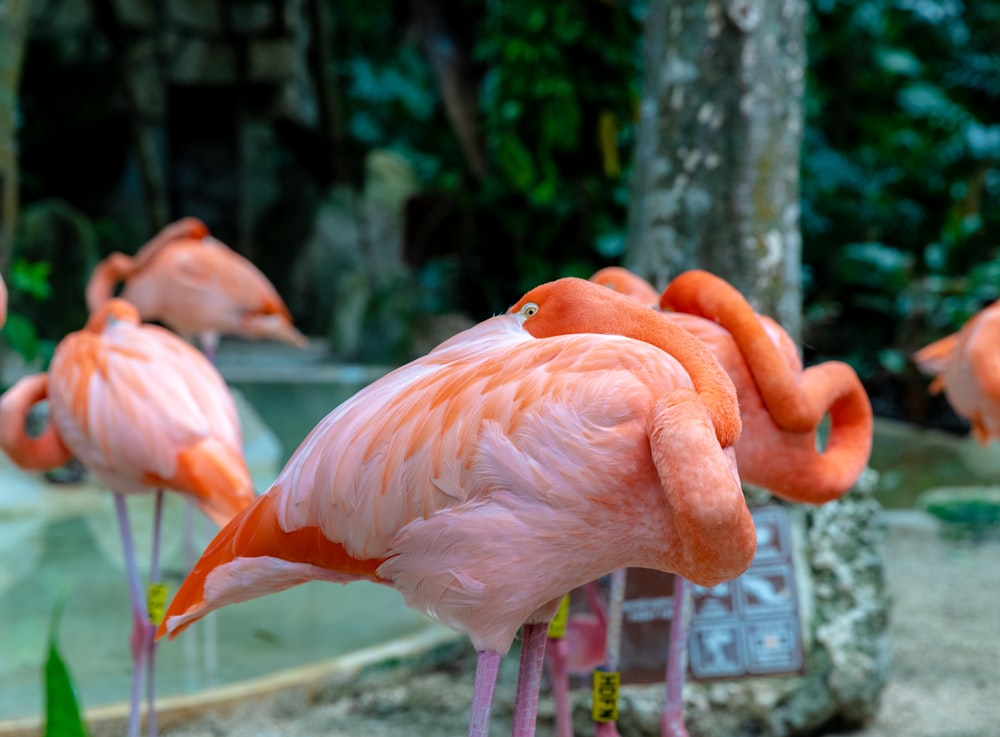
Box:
(546, 636, 573, 737)
(512, 622, 550, 737)
(145, 490, 165, 737)
(661, 576, 692, 737)
(468, 650, 502, 737)
(594, 569, 627, 737)
(113, 493, 149, 737)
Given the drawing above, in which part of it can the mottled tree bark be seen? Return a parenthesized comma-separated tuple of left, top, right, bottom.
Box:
(0, 0, 30, 272)
(625, 0, 805, 339)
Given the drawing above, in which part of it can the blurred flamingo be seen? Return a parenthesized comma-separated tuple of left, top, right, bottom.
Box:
(86, 217, 307, 360)
(157, 277, 757, 737)
(562, 267, 874, 737)
(913, 302, 1000, 443)
(589, 266, 660, 307)
(0, 271, 7, 329)
(0, 300, 255, 737)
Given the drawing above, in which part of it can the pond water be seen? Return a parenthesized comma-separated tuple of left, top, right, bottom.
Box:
(1, 361, 998, 725)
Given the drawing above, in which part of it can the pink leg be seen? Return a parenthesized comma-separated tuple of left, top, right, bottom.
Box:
(661, 576, 692, 737)
(145, 491, 165, 737)
(468, 650, 502, 737)
(594, 715, 623, 736)
(546, 636, 573, 737)
(593, 570, 626, 737)
(113, 493, 150, 737)
(512, 622, 549, 737)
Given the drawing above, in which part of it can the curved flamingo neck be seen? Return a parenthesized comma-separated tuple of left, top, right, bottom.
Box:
(662, 270, 820, 433)
(749, 361, 873, 503)
(85, 253, 134, 312)
(0, 373, 73, 471)
(86, 218, 211, 313)
(513, 278, 741, 448)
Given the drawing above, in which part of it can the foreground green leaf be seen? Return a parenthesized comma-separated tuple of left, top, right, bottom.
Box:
(44, 599, 88, 737)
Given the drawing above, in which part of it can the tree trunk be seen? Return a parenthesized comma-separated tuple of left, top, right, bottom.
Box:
(0, 0, 30, 272)
(625, 0, 805, 339)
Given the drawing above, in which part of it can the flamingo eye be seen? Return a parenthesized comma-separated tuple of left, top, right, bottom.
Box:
(522, 303, 538, 317)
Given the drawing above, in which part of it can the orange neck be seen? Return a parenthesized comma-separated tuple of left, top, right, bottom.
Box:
(517, 279, 741, 447)
(0, 374, 73, 471)
(662, 270, 821, 433)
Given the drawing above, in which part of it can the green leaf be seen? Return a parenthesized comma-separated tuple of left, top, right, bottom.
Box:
(10, 258, 53, 300)
(45, 599, 89, 737)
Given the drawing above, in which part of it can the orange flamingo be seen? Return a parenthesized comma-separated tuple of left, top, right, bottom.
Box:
(913, 302, 1000, 443)
(86, 217, 307, 359)
(0, 300, 255, 737)
(570, 267, 874, 737)
(157, 277, 757, 737)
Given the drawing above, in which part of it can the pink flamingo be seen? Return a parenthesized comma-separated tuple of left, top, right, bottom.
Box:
(0, 300, 256, 737)
(0, 271, 7, 328)
(86, 217, 307, 360)
(555, 268, 873, 737)
(157, 277, 758, 737)
(913, 300, 1000, 443)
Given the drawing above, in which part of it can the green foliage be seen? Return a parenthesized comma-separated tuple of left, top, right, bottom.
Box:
(803, 0, 1000, 385)
(2, 256, 56, 366)
(328, 1, 644, 316)
(44, 599, 89, 737)
(463, 0, 643, 305)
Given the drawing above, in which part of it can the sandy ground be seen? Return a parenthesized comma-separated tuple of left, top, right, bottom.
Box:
(159, 512, 999, 737)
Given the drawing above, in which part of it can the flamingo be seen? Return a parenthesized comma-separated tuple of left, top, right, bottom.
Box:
(85, 217, 307, 360)
(0, 299, 256, 737)
(551, 268, 874, 737)
(913, 301, 1000, 443)
(157, 277, 758, 737)
(0, 271, 7, 328)
(86, 216, 307, 672)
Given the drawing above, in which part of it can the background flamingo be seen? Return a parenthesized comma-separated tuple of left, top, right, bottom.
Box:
(0, 271, 7, 329)
(86, 217, 307, 360)
(0, 299, 256, 737)
(913, 301, 1000, 443)
(550, 268, 875, 737)
(157, 277, 757, 737)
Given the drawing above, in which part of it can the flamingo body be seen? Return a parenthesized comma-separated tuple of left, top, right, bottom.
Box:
(160, 278, 757, 659)
(86, 218, 307, 348)
(914, 303, 1000, 443)
(0, 300, 255, 524)
(0, 299, 256, 737)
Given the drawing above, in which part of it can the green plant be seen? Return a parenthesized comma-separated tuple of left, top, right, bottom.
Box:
(803, 0, 1000, 384)
(44, 598, 89, 737)
(2, 256, 56, 367)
